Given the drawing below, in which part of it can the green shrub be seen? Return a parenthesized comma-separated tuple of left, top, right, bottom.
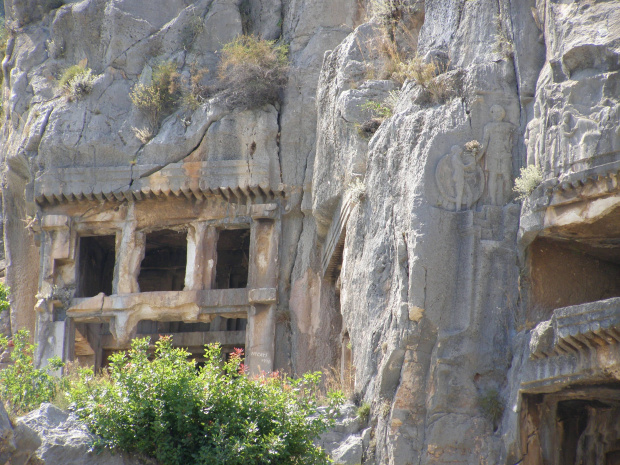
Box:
(130, 61, 181, 126)
(67, 336, 343, 464)
(0, 282, 9, 312)
(513, 165, 543, 200)
(360, 100, 393, 120)
(478, 388, 504, 429)
(181, 13, 204, 50)
(58, 65, 85, 88)
(217, 35, 288, 109)
(0, 329, 64, 416)
(356, 402, 371, 423)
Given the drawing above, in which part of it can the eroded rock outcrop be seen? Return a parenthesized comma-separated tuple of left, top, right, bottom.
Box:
(0, 402, 144, 464)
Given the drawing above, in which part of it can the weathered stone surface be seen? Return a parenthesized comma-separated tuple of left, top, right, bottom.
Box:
(319, 404, 366, 465)
(3, 0, 620, 464)
(0, 402, 16, 463)
(9, 403, 143, 464)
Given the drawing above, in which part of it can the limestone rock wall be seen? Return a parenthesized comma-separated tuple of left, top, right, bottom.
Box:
(2, 0, 620, 464)
(313, 0, 619, 464)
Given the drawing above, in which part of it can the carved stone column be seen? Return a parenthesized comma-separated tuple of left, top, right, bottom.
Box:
(36, 214, 75, 368)
(185, 223, 218, 290)
(112, 203, 144, 295)
(246, 204, 279, 374)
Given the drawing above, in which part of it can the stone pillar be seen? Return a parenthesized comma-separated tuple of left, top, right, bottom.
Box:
(36, 215, 75, 368)
(3, 166, 39, 339)
(246, 204, 279, 375)
(185, 223, 218, 290)
(112, 203, 144, 295)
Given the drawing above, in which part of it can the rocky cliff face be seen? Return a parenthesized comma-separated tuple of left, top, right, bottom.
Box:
(2, 0, 620, 464)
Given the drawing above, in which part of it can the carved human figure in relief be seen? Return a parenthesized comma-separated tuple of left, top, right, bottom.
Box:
(435, 145, 484, 211)
(561, 109, 601, 166)
(450, 146, 476, 211)
(479, 105, 515, 206)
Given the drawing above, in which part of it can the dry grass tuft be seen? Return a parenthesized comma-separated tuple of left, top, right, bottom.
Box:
(132, 126, 154, 144)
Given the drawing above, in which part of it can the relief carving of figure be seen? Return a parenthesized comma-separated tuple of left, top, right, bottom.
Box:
(479, 105, 515, 206)
(435, 145, 484, 211)
(561, 109, 601, 166)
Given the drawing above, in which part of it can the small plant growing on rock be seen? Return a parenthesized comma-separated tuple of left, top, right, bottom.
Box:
(181, 13, 204, 50)
(132, 126, 154, 144)
(513, 165, 543, 200)
(392, 55, 452, 103)
(369, 0, 420, 26)
(358, 92, 399, 138)
(361, 100, 393, 120)
(0, 282, 9, 312)
(180, 64, 211, 111)
(59, 64, 99, 100)
(478, 388, 504, 430)
(347, 178, 366, 203)
(465, 140, 481, 154)
(66, 69, 97, 99)
(380, 400, 391, 418)
(130, 61, 181, 127)
(357, 402, 371, 423)
(217, 35, 288, 109)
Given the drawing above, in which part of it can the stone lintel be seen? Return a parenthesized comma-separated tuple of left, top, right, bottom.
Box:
(41, 214, 70, 230)
(248, 288, 277, 304)
(100, 330, 247, 350)
(250, 203, 279, 219)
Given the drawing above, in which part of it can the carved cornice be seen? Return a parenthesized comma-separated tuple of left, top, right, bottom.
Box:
(34, 160, 285, 205)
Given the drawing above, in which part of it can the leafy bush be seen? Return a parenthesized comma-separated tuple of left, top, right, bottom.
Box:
(67, 336, 342, 464)
(217, 35, 288, 109)
(0, 282, 9, 312)
(361, 100, 393, 120)
(513, 165, 543, 200)
(130, 61, 181, 127)
(0, 329, 64, 416)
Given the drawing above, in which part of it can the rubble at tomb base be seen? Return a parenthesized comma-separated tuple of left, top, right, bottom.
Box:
(1, 0, 620, 463)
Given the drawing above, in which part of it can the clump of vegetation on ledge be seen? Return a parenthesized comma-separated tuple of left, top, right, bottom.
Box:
(513, 165, 543, 200)
(130, 61, 182, 127)
(58, 64, 99, 100)
(1, 327, 343, 464)
(217, 35, 289, 110)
